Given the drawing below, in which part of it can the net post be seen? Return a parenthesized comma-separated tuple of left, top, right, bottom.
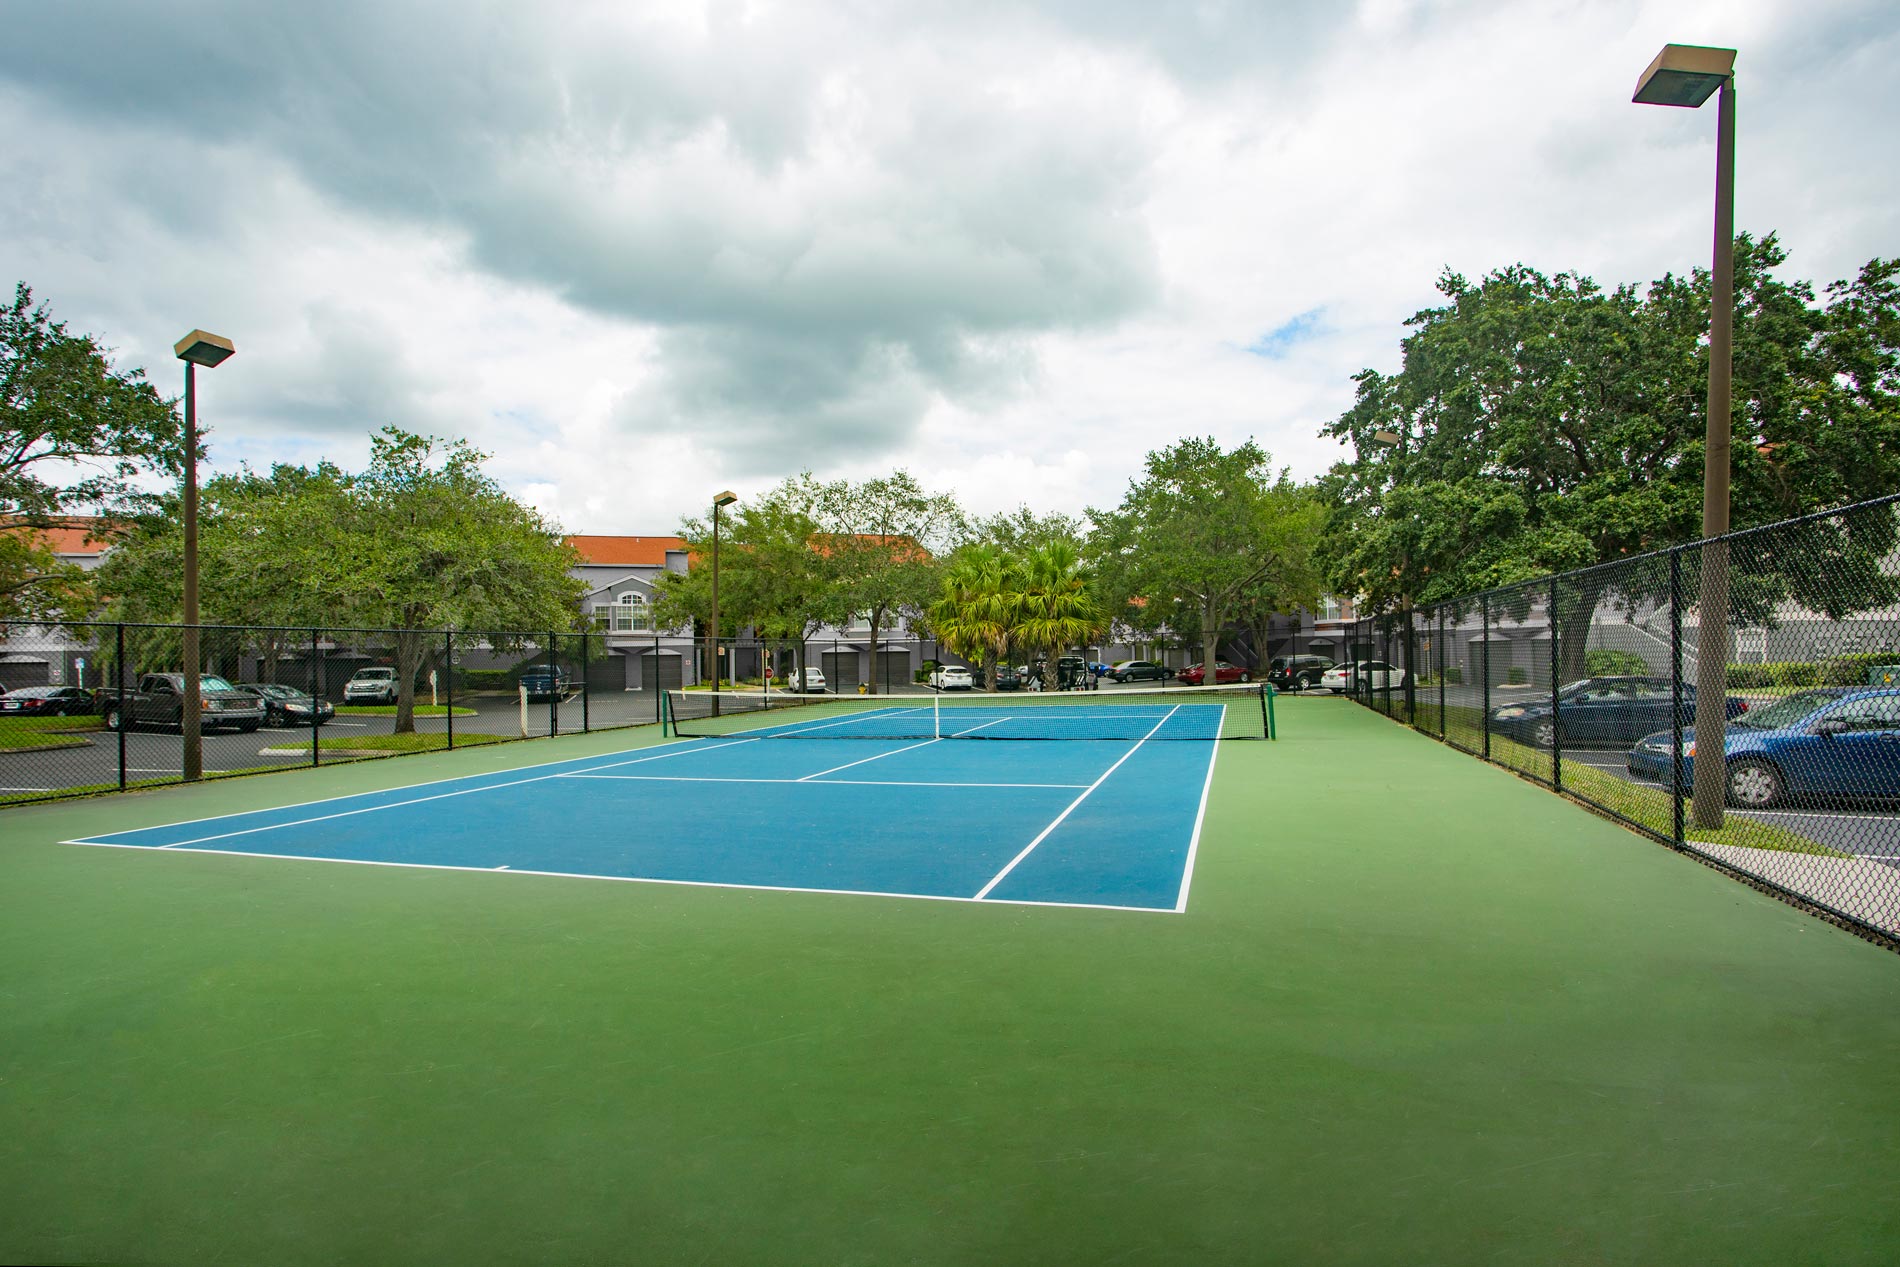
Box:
(1263, 682, 1275, 739)
(661, 687, 672, 738)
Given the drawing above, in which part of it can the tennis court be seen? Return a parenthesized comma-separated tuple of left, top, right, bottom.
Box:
(63, 688, 1258, 911)
(6, 693, 1900, 1266)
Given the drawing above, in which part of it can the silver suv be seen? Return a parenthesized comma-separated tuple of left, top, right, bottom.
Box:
(343, 667, 399, 704)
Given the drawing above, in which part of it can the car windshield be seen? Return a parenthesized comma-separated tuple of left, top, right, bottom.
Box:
(201, 676, 236, 691)
(1734, 690, 1841, 730)
(256, 685, 304, 700)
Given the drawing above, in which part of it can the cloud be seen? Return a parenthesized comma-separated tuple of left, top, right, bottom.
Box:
(2, 0, 1896, 536)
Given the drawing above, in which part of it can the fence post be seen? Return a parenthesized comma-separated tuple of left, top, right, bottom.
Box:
(548, 631, 559, 737)
(1670, 549, 1685, 846)
(1550, 577, 1563, 793)
(655, 634, 663, 725)
(311, 628, 322, 767)
(1403, 606, 1416, 725)
(445, 630, 455, 752)
(1437, 607, 1447, 737)
(116, 622, 127, 790)
(580, 629, 591, 733)
(1481, 595, 1491, 762)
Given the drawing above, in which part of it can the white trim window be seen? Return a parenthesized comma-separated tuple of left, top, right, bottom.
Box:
(1317, 595, 1342, 622)
(607, 592, 652, 633)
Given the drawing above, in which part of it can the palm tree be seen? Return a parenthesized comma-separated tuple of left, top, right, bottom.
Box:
(1014, 541, 1104, 690)
(927, 544, 1014, 689)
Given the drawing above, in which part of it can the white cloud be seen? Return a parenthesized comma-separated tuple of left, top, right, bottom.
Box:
(2, 0, 1894, 534)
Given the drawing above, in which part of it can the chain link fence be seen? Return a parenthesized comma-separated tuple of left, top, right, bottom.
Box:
(1337, 492, 1900, 945)
(0, 624, 958, 807)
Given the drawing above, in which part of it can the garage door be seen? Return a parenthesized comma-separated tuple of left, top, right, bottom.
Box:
(639, 651, 683, 693)
(874, 650, 910, 692)
(821, 651, 859, 693)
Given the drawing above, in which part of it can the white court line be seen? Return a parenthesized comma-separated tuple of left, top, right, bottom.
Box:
(973, 704, 1182, 901)
(1175, 725, 1223, 913)
(947, 717, 1012, 738)
(66, 737, 763, 851)
(61, 734, 743, 842)
(62, 839, 1181, 914)
(797, 738, 940, 781)
(558, 774, 1089, 788)
(764, 706, 931, 738)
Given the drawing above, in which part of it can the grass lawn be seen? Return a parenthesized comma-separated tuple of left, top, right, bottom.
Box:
(316, 731, 507, 754)
(0, 714, 100, 750)
(2, 698, 1897, 1265)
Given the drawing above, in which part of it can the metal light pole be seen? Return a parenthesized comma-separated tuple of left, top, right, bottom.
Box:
(1635, 43, 1736, 828)
(709, 490, 738, 696)
(172, 330, 236, 782)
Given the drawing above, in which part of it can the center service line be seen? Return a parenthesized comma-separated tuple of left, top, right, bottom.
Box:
(972, 705, 1181, 901)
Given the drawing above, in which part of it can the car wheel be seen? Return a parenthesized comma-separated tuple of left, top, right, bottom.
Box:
(103, 705, 127, 732)
(1726, 758, 1784, 810)
(1239, 672, 1252, 683)
(1531, 719, 1556, 749)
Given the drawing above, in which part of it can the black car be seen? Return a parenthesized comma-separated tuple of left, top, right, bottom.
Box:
(1488, 676, 1748, 749)
(0, 685, 97, 717)
(234, 683, 336, 727)
(1267, 655, 1335, 692)
(991, 665, 1023, 692)
(1107, 660, 1173, 683)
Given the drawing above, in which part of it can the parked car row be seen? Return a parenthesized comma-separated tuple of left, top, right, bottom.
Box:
(1320, 661, 1405, 693)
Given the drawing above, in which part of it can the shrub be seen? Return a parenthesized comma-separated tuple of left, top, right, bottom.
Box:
(1584, 649, 1650, 676)
(1505, 667, 1528, 685)
(457, 669, 515, 691)
(1444, 666, 1463, 684)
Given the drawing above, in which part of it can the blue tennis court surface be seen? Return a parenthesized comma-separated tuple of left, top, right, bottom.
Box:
(65, 728, 1224, 912)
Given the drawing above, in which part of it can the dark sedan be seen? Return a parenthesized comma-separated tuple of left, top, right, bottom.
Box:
(1488, 676, 1746, 749)
(1107, 660, 1173, 683)
(991, 665, 1024, 692)
(234, 683, 337, 727)
(1628, 687, 1900, 809)
(0, 685, 98, 717)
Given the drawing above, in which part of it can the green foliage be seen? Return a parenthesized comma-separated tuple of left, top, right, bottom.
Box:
(1725, 654, 1900, 690)
(1583, 649, 1650, 676)
(1505, 667, 1528, 685)
(653, 478, 837, 643)
(1, 283, 183, 620)
(1322, 238, 1900, 678)
(1088, 437, 1319, 668)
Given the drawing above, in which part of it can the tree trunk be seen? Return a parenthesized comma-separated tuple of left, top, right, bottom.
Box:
(1552, 577, 1607, 686)
(393, 628, 427, 734)
(1201, 595, 1220, 683)
(982, 651, 997, 692)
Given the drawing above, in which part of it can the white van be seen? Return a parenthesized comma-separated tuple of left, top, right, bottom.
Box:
(784, 666, 827, 693)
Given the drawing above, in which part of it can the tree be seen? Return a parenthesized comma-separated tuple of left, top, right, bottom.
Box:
(807, 471, 963, 694)
(1318, 236, 1900, 679)
(1087, 438, 1311, 672)
(652, 479, 842, 681)
(1014, 541, 1105, 690)
(927, 542, 1017, 690)
(294, 428, 585, 732)
(94, 463, 348, 680)
(1, 283, 182, 620)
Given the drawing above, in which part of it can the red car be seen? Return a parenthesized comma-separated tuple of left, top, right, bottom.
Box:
(1177, 661, 1252, 686)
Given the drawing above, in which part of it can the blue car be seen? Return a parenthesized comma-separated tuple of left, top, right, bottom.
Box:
(1625, 687, 1900, 809)
(1488, 676, 1746, 749)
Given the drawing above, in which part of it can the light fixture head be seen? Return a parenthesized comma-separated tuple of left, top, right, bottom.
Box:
(174, 329, 236, 367)
(713, 490, 739, 508)
(1371, 430, 1402, 448)
(1633, 44, 1735, 108)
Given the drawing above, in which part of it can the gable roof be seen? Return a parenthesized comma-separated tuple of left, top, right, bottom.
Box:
(565, 535, 687, 567)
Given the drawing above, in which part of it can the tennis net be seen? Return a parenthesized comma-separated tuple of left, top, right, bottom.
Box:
(664, 683, 1274, 741)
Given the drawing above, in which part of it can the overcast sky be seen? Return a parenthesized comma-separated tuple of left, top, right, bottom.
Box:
(4, 0, 1894, 534)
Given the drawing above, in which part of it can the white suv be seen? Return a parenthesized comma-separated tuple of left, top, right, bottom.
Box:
(785, 666, 827, 693)
(929, 665, 974, 691)
(343, 666, 399, 704)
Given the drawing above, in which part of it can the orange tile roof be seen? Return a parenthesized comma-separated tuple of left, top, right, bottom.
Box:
(565, 535, 687, 567)
(2, 516, 116, 557)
